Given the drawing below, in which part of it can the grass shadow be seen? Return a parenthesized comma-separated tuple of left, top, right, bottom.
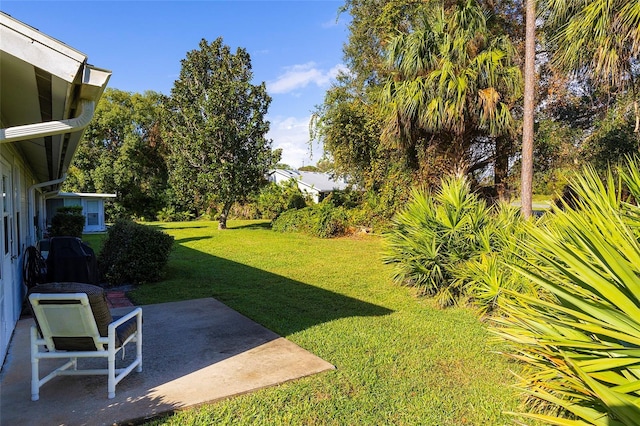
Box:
(132, 242, 393, 337)
(228, 222, 272, 231)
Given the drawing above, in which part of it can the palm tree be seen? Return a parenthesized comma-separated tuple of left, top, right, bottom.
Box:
(541, 0, 640, 133)
(521, 0, 536, 219)
(380, 0, 523, 181)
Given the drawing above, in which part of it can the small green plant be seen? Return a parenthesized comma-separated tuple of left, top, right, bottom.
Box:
(383, 175, 491, 307)
(50, 205, 84, 238)
(494, 158, 640, 424)
(271, 201, 348, 238)
(455, 203, 545, 316)
(98, 219, 174, 285)
(156, 206, 194, 222)
(257, 180, 307, 220)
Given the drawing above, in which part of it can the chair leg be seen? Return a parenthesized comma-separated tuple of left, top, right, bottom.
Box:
(108, 349, 116, 399)
(136, 314, 143, 373)
(30, 327, 40, 401)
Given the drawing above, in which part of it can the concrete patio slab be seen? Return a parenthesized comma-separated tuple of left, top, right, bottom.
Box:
(0, 298, 335, 426)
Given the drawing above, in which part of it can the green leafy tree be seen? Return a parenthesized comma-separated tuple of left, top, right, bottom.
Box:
(314, 0, 526, 225)
(311, 75, 384, 186)
(584, 94, 640, 170)
(541, 0, 640, 135)
(65, 89, 168, 219)
(380, 0, 523, 180)
(163, 38, 276, 229)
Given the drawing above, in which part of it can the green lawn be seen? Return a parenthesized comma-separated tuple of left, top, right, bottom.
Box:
(88, 220, 527, 425)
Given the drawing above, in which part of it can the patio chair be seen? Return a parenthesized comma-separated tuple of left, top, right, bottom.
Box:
(28, 282, 142, 400)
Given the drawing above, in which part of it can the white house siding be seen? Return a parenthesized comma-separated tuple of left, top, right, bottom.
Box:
(0, 145, 41, 364)
(268, 169, 351, 203)
(46, 193, 114, 233)
(0, 12, 110, 364)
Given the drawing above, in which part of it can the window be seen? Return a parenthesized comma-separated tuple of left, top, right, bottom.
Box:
(86, 200, 100, 227)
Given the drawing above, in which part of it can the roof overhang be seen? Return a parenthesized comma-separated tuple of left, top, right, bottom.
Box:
(50, 192, 117, 199)
(0, 12, 111, 192)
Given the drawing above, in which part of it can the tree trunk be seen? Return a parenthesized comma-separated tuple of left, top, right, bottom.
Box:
(521, 0, 536, 219)
(495, 136, 510, 202)
(218, 201, 233, 230)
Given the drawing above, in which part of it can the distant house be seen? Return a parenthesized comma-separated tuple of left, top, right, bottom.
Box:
(46, 192, 116, 233)
(268, 169, 352, 203)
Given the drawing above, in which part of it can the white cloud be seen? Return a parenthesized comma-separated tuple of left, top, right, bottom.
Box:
(267, 62, 348, 95)
(321, 17, 340, 29)
(321, 11, 349, 29)
(267, 115, 323, 168)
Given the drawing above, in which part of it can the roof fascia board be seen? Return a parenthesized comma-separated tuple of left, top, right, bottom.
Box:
(53, 192, 117, 198)
(0, 13, 86, 83)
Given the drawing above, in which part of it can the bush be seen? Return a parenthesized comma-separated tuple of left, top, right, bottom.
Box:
(156, 206, 194, 222)
(272, 202, 348, 238)
(271, 208, 308, 234)
(383, 176, 491, 307)
(454, 202, 546, 316)
(50, 205, 84, 238)
(311, 202, 348, 238)
(494, 158, 640, 424)
(98, 219, 174, 285)
(258, 180, 307, 220)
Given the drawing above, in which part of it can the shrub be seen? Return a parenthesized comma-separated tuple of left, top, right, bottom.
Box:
(257, 180, 307, 220)
(272, 202, 348, 238)
(311, 202, 348, 238)
(271, 208, 312, 234)
(98, 219, 174, 285)
(50, 205, 84, 238)
(493, 158, 640, 424)
(383, 175, 491, 307)
(156, 206, 194, 222)
(453, 203, 539, 313)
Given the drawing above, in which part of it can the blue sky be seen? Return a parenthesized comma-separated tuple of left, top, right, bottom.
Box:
(1, 1, 350, 168)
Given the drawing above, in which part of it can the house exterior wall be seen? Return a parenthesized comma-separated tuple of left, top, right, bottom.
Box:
(0, 11, 111, 366)
(46, 196, 109, 233)
(0, 145, 42, 364)
(269, 169, 342, 204)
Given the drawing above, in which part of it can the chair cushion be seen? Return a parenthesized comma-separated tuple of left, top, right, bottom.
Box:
(112, 315, 138, 345)
(28, 282, 118, 350)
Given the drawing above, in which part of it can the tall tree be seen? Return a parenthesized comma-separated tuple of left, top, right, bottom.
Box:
(380, 0, 523, 181)
(163, 38, 275, 229)
(65, 89, 168, 219)
(520, 0, 536, 218)
(541, 0, 640, 134)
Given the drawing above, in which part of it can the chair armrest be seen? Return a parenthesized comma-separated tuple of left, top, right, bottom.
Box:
(109, 307, 142, 329)
(107, 308, 142, 347)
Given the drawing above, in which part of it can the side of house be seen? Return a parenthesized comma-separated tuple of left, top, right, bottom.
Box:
(0, 12, 110, 363)
(46, 192, 116, 233)
(268, 169, 352, 203)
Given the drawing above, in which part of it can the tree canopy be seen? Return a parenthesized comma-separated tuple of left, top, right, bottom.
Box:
(162, 37, 276, 229)
(380, 0, 523, 175)
(64, 88, 168, 220)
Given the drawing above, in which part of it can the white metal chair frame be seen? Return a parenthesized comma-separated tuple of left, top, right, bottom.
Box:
(29, 292, 142, 400)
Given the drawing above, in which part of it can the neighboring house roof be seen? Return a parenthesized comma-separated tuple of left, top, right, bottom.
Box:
(297, 171, 350, 192)
(53, 192, 117, 199)
(270, 169, 351, 193)
(0, 12, 111, 191)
